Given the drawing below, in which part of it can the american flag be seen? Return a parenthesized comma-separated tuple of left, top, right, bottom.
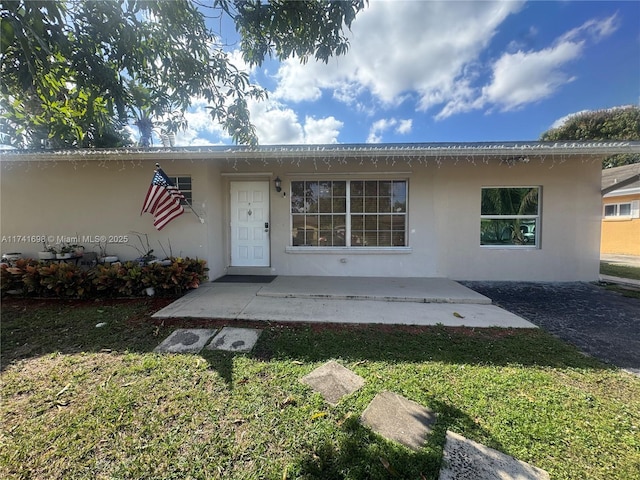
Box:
(141, 167, 185, 230)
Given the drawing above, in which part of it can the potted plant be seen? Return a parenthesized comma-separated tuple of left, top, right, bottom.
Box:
(96, 239, 118, 263)
(129, 232, 158, 265)
(1, 252, 22, 264)
(38, 242, 57, 260)
(56, 243, 74, 259)
(135, 249, 156, 266)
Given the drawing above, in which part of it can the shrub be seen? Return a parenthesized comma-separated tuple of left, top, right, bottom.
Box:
(90, 263, 122, 296)
(1, 257, 208, 299)
(157, 257, 208, 294)
(90, 262, 140, 297)
(38, 262, 91, 298)
(1, 259, 40, 295)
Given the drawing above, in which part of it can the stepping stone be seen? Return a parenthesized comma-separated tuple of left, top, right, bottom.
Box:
(439, 430, 550, 480)
(300, 360, 365, 405)
(360, 391, 436, 451)
(154, 329, 217, 354)
(206, 326, 262, 352)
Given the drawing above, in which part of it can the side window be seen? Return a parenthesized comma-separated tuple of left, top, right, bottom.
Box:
(604, 202, 634, 218)
(604, 204, 618, 217)
(168, 176, 192, 207)
(481, 187, 540, 247)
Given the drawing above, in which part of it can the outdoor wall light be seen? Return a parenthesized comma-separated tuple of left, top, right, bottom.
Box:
(274, 176, 282, 192)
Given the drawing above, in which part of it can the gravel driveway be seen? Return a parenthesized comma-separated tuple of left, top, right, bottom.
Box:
(461, 281, 640, 376)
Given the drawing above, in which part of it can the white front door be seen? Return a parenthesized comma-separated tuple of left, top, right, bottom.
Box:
(230, 181, 270, 267)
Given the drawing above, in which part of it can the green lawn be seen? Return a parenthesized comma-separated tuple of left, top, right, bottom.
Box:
(600, 262, 640, 280)
(1, 298, 639, 480)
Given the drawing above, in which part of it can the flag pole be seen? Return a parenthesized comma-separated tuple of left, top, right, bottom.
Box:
(156, 163, 205, 224)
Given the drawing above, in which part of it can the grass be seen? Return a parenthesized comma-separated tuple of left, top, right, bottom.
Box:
(1, 298, 639, 479)
(600, 261, 640, 280)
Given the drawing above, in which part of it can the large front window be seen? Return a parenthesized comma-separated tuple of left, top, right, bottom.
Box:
(480, 187, 540, 246)
(291, 180, 407, 247)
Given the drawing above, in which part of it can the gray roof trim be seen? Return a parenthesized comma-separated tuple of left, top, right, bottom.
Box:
(603, 186, 640, 198)
(1, 141, 639, 162)
(602, 163, 640, 195)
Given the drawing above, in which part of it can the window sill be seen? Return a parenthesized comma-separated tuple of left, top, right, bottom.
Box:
(480, 245, 539, 249)
(285, 246, 412, 254)
(603, 216, 634, 222)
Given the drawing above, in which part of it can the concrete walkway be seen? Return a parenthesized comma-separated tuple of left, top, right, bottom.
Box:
(599, 274, 640, 288)
(601, 253, 640, 267)
(256, 276, 492, 303)
(600, 254, 640, 287)
(153, 276, 537, 328)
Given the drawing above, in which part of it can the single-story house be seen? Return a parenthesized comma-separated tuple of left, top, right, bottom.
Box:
(2, 141, 638, 282)
(601, 163, 640, 256)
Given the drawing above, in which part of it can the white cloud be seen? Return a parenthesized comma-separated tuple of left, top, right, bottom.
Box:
(167, 6, 622, 145)
(174, 98, 228, 146)
(560, 13, 619, 43)
(437, 14, 621, 118)
(273, 61, 323, 103)
(248, 98, 343, 144)
(167, 94, 343, 146)
(272, 1, 524, 112)
(269, 3, 620, 123)
(396, 119, 413, 135)
(482, 41, 581, 110)
(226, 49, 256, 76)
(250, 99, 304, 144)
(367, 118, 395, 143)
(366, 117, 412, 143)
(303, 116, 343, 144)
(167, 47, 343, 145)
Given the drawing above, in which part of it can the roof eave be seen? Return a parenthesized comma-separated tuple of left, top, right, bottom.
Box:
(1, 141, 639, 162)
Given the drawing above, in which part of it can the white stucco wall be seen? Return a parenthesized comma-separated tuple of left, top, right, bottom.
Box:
(0, 157, 226, 278)
(218, 154, 603, 281)
(430, 159, 603, 281)
(0, 152, 603, 281)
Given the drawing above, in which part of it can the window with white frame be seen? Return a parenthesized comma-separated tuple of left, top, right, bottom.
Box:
(168, 175, 192, 207)
(604, 201, 639, 218)
(480, 187, 540, 246)
(290, 180, 407, 247)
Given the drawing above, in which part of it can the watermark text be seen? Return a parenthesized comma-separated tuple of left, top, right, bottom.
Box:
(1, 235, 129, 244)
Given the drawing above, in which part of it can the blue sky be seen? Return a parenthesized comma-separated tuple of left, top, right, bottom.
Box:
(171, 0, 640, 147)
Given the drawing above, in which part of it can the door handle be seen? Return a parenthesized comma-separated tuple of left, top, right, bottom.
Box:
(265, 222, 269, 232)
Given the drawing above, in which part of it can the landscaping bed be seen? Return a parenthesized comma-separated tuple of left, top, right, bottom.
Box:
(0, 257, 208, 298)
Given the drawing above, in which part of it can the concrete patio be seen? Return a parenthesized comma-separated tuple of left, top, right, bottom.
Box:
(152, 276, 536, 328)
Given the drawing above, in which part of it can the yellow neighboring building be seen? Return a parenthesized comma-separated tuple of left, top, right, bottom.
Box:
(601, 164, 640, 255)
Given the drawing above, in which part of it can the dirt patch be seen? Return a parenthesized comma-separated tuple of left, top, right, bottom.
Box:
(149, 315, 529, 341)
(1, 295, 176, 310)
